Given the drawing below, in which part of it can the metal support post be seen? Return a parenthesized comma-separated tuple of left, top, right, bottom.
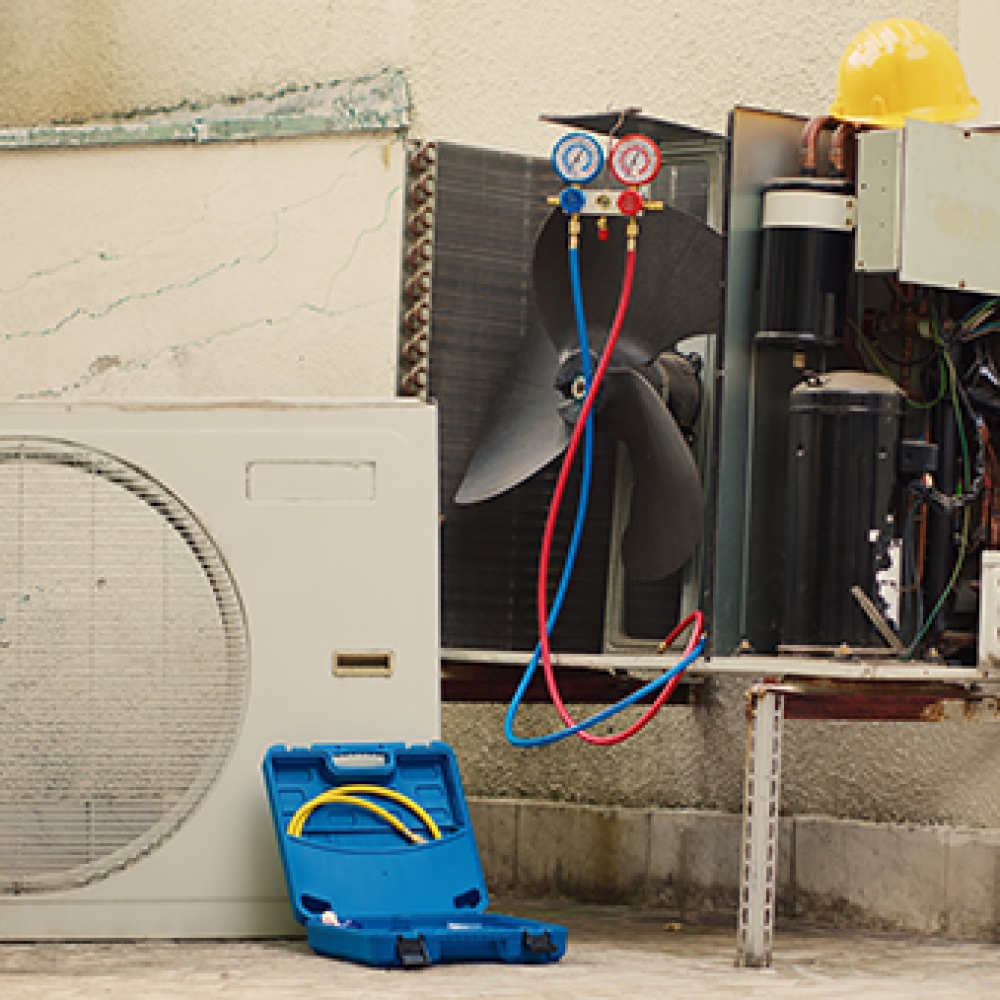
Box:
(736, 687, 784, 968)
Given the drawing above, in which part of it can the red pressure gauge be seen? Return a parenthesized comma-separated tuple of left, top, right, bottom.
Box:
(609, 134, 662, 187)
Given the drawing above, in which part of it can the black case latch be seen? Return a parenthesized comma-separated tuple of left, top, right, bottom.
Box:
(522, 930, 557, 955)
(396, 933, 430, 968)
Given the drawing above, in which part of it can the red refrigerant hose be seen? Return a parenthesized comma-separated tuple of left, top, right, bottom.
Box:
(536, 240, 704, 745)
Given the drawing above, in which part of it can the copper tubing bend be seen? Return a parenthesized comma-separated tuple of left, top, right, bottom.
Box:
(800, 115, 838, 176)
(830, 122, 857, 181)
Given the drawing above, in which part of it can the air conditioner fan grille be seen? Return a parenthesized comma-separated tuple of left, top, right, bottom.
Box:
(0, 438, 249, 894)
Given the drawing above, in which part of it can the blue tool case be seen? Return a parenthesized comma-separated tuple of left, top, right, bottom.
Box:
(262, 741, 568, 968)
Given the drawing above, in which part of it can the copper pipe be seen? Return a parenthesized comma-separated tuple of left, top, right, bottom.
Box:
(829, 122, 856, 181)
(983, 425, 1000, 547)
(800, 115, 837, 175)
(917, 414, 931, 581)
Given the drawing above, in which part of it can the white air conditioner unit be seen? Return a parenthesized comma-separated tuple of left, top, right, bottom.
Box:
(0, 399, 440, 939)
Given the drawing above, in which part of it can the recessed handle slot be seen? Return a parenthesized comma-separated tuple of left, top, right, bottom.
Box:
(326, 749, 396, 778)
(333, 651, 394, 677)
(331, 753, 389, 769)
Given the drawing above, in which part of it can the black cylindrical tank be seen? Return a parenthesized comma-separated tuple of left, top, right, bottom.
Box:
(782, 372, 904, 649)
(756, 178, 853, 348)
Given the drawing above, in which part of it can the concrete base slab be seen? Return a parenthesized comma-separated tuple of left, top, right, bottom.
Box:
(4, 905, 1000, 999)
(470, 799, 1000, 940)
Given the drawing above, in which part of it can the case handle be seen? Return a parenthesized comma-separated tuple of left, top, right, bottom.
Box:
(326, 749, 396, 778)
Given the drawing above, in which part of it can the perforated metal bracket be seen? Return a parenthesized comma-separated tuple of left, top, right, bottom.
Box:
(736, 687, 784, 969)
(396, 933, 430, 968)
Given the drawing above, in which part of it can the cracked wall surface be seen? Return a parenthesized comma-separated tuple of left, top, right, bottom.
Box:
(0, 136, 403, 400)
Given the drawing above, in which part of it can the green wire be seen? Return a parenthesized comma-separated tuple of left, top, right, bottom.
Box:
(904, 354, 947, 410)
(907, 317, 947, 410)
(849, 318, 892, 379)
(903, 508, 969, 659)
(848, 319, 945, 409)
(902, 325, 972, 660)
(849, 312, 976, 659)
(964, 298, 999, 328)
(948, 361, 971, 485)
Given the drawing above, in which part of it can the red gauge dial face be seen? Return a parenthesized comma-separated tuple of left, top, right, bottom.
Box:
(609, 134, 661, 186)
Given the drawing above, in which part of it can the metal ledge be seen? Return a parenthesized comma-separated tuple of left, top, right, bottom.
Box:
(441, 658, 701, 706)
(442, 648, 995, 686)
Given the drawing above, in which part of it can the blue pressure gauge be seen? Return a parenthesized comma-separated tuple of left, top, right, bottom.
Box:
(551, 132, 605, 185)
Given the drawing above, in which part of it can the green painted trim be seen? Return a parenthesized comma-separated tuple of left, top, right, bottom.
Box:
(0, 68, 410, 149)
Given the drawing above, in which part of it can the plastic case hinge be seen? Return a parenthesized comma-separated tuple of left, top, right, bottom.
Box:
(522, 930, 557, 955)
(396, 934, 431, 968)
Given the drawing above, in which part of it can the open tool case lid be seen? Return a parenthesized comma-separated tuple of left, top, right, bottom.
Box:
(262, 741, 489, 922)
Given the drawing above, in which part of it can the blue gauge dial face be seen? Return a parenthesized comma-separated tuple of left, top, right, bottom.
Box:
(551, 133, 605, 184)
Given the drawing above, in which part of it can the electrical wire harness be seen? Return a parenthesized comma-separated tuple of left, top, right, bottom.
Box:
(853, 290, 994, 659)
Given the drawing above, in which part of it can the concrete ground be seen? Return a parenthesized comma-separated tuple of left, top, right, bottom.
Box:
(2, 902, 999, 999)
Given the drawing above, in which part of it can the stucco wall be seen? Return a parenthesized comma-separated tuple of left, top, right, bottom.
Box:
(7, 0, 1000, 831)
(960, 0, 1000, 123)
(0, 2, 962, 150)
(0, 131, 406, 400)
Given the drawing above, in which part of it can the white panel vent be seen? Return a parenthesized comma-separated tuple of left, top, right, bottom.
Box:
(0, 438, 249, 894)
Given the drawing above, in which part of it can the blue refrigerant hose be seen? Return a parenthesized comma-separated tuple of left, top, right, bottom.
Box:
(504, 241, 594, 748)
(504, 239, 703, 747)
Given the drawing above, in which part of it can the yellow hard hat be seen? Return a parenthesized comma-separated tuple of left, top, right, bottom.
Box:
(828, 18, 979, 127)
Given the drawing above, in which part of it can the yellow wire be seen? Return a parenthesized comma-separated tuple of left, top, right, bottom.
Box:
(966, 300, 998, 331)
(286, 784, 442, 842)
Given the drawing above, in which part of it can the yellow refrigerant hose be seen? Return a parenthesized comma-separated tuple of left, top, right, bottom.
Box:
(286, 784, 442, 844)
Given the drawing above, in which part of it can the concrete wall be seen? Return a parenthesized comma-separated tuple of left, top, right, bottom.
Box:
(8, 0, 1000, 834)
(447, 685, 1000, 829)
(961, 0, 1000, 124)
(470, 798, 1000, 938)
(0, 2, 961, 151)
(0, 131, 406, 400)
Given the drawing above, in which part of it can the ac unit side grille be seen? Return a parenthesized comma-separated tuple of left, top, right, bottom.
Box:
(0, 438, 250, 894)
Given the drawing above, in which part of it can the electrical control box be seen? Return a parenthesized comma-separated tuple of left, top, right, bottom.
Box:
(856, 120, 1000, 295)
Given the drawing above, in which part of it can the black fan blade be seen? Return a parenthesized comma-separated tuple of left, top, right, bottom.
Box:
(532, 207, 723, 366)
(601, 367, 704, 580)
(454, 322, 569, 504)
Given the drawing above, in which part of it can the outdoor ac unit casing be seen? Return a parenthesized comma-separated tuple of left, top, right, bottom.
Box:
(0, 399, 440, 939)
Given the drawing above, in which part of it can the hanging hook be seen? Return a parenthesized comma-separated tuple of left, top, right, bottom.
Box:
(609, 106, 642, 139)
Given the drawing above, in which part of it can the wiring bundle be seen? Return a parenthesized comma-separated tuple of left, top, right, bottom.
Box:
(853, 290, 998, 659)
